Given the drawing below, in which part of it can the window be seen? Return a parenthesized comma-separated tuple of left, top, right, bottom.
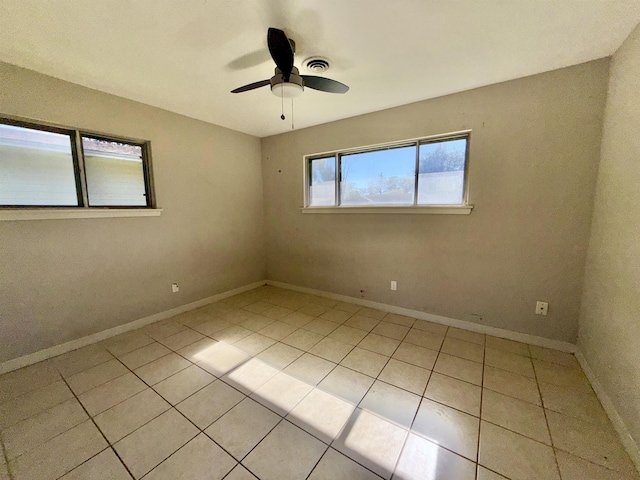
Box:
(0, 117, 154, 208)
(306, 132, 470, 211)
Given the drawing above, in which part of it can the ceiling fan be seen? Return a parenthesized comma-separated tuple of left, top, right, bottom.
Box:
(231, 28, 349, 98)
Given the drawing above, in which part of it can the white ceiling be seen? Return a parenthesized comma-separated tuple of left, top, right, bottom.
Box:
(1, 1, 640, 138)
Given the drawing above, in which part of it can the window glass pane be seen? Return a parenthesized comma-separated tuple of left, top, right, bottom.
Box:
(82, 137, 147, 206)
(340, 146, 415, 206)
(0, 123, 78, 206)
(309, 156, 336, 206)
(418, 138, 467, 205)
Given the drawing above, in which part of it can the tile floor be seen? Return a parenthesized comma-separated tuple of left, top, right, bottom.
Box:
(0, 285, 638, 480)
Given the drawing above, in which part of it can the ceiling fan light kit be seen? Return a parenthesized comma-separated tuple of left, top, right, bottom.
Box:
(271, 67, 304, 98)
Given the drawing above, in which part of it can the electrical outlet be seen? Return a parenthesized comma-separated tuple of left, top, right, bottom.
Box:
(171, 283, 179, 293)
(535, 301, 548, 316)
(390, 281, 397, 291)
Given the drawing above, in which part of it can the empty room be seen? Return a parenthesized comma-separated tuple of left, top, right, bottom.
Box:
(0, 1, 639, 479)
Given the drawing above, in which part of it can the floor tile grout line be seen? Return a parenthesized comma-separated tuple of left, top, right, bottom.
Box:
(0, 435, 14, 480)
(474, 335, 487, 480)
(58, 375, 136, 480)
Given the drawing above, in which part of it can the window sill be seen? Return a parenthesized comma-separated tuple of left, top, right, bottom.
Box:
(0, 208, 163, 221)
(300, 205, 473, 215)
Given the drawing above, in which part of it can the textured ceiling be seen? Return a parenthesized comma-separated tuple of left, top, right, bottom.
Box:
(1, 0, 639, 137)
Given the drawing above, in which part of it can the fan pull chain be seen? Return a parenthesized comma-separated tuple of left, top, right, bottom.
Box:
(291, 97, 295, 130)
(280, 84, 285, 120)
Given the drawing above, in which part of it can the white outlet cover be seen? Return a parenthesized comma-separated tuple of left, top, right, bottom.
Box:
(391, 281, 397, 291)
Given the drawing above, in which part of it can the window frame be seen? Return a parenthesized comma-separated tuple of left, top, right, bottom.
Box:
(0, 115, 156, 210)
(303, 130, 472, 214)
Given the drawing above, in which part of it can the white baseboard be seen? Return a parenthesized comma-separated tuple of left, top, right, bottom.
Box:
(267, 280, 576, 352)
(575, 350, 640, 472)
(0, 280, 267, 375)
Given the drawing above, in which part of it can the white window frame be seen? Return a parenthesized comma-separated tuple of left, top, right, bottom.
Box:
(302, 130, 473, 215)
(0, 115, 161, 221)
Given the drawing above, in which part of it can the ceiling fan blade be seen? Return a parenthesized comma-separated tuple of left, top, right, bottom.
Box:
(301, 76, 349, 94)
(267, 27, 294, 79)
(231, 79, 271, 93)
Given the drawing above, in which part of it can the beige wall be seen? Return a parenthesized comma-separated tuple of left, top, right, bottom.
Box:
(262, 60, 609, 343)
(578, 24, 640, 452)
(0, 62, 265, 363)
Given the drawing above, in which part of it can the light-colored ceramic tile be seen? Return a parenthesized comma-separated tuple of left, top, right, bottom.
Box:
(262, 305, 295, 320)
(94, 388, 170, 443)
(237, 314, 275, 332)
(176, 338, 218, 362)
(192, 319, 232, 336)
(539, 380, 610, 427)
(114, 409, 198, 478)
(176, 380, 244, 429)
(555, 450, 640, 480)
(78, 372, 147, 416)
(340, 347, 388, 377)
(433, 353, 483, 386)
(378, 358, 431, 395)
(158, 329, 205, 351)
(332, 301, 362, 313)
(546, 410, 637, 475)
(257, 321, 298, 341)
(234, 333, 276, 356)
(119, 342, 172, 370)
(529, 345, 579, 367)
(144, 320, 187, 341)
(53, 344, 114, 377)
(394, 433, 476, 480)
(0, 380, 73, 429)
(425, 372, 481, 416)
(412, 399, 479, 461)
(481, 389, 550, 444)
(195, 342, 250, 377)
(243, 300, 273, 313)
(256, 343, 304, 369)
(287, 388, 355, 443)
(484, 347, 534, 378)
(383, 313, 415, 327)
(372, 322, 410, 341)
(446, 327, 485, 345)
(476, 466, 509, 479)
(360, 381, 421, 429)
(344, 314, 381, 332)
(243, 420, 326, 480)
(60, 448, 130, 479)
(284, 353, 336, 385)
(333, 408, 408, 479)
(328, 325, 368, 345)
(403, 329, 444, 350)
(251, 372, 313, 415)
(412, 320, 448, 335)
(206, 398, 280, 459)
(211, 325, 254, 344)
(0, 361, 59, 404)
(532, 359, 592, 394)
(298, 303, 329, 317)
(358, 307, 387, 320)
(66, 359, 129, 395)
(224, 465, 256, 480)
(2, 398, 87, 459)
(309, 448, 381, 480)
(145, 433, 236, 480)
(281, 328, 324, 350)
(318, 366, 375, 405)
(304, 318, 340, 336)
(134, 352, 191, 385)
(153, 364, 215, 405)
(392, 342, 438, 370)
(310, 337, 354, 363)
(479, 421, 560, 480)
(222, 358, 279, 395)
(280, 311, 315, 328)
(485, 336, 530, 357)
(483, 365, 541, 405)
(9, 420, 107, 480)
(358, 333, 400, 356)
(320, 308, 352, 323)
(441, 337, 484, 363)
